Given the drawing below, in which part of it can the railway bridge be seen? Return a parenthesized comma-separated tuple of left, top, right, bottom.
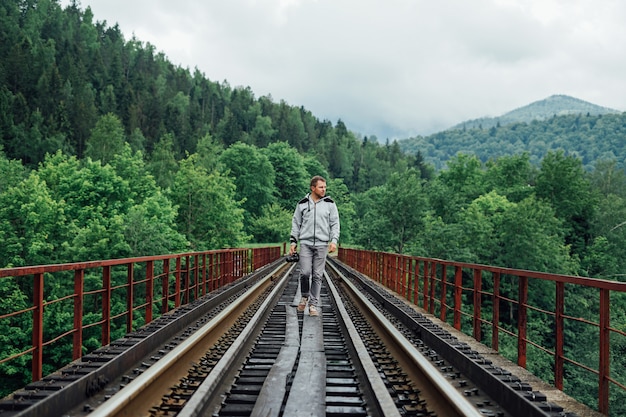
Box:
(0, 246, 622, 416)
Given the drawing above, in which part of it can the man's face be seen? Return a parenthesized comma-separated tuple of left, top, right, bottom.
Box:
(311, 181, 327, 199)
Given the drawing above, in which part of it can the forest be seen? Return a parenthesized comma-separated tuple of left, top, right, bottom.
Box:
(399, 111, 626, 170)
(1, 0, 626, 414)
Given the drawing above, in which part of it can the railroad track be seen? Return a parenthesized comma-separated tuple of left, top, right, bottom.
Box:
(1, 257, 576, 417)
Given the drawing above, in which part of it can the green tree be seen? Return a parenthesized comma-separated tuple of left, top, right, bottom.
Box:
(219, 142, 276, 230)
(276, 105, 307, 151)
(0, 173, 71, 267)
(37, 152, 134, 262)
(418, 214, 473, 261)
(127, 128, 146, 154)
(195, 133, 224, 173)
(249, 203, 292, 244)
(262, 142, 308, 210)
(0, 278, 31, 395)
(124, 192, 188, 256)
(0, 147, 27, 194)
(327, 178, 355, 244)
(303, 155, 329, 180)
(148, 133, 178, 190)
(109, 143, 156, 204)
(456, 191, 514, 264)
(535, 150, 596, 257)
(85, 113, 126, 164)
(251, 114, 276, 147)
(497, 196, 577, 274)
(589, 159, 626, 198)
(170, 155, 247, 249)
(585, 193, 626, 278)
(429, 154, 488, 223)
(354, 169, 426, 253)
(484, 153, 536, 202)
(353, 186, 385, 250)
(109, 144, 189, 256)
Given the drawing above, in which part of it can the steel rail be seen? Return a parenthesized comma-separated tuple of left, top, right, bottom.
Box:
(327, 261, 484, 417)
(176, 263, 295, 417)
(88, 262, 292, 417)
(324, 269, 402, 417)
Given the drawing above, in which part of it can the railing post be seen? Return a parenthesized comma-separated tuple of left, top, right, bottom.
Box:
(238, 249, 244, 278)
(146, 261, 154, 324)
(388, 254, 398, 292)
(518, 275, 528, 368)
(555, 281, 564, 390)
(599, 288, 610, 414)
(492, 271, 500, 351)
(403, 256, 409, 299)
(439, 264, 447, 322)
(473, 269, 482, 342)
(392, 254, 398, 293)
(32, 273, 44, 382)
(223, 252, 230, 285)
(226, 251, 231, 284)
(371, 252, 376, 282)
(217, 252, 223, 287)
(412, 259, 419, 306)
(390, 255, 396, 293)
(73, 269, 84, 360)
(201, 254, 207, 296)
(193, 254, 199, 300)
(359, 250, 364, 276)
(102, 266, 111, 346)
(208, 253, 215, 292)
(126, 263, 134, 333)
(162, 259, 170, 314)
(429, 262, 437, 315)
(454, 266, 462, 330)
(423, 261, 429, 310)
(175, 257, 182, 307)
(380, 253, 389, 288)
(184, 256, 191, 304)
(394, 254, 400, 294)
(215, 253, 222, 289)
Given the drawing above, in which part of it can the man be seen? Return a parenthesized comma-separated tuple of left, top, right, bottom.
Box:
(289, 176, 340, 316)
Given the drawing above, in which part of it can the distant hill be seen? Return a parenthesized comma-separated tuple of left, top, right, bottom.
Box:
(450, 95, 621, 131)
(398, 97, 626, 171)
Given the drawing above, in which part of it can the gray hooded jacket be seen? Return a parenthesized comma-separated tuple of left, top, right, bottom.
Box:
(290, 193, 340, 247)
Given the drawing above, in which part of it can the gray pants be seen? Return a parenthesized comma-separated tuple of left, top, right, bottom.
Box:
(298, 244, 328, 307)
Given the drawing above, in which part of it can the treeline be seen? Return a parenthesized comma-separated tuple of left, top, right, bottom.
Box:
(400, 112, 626, 170)
(1, 0, 426, 190)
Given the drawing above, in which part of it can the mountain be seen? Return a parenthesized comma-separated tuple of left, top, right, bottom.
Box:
(449, 95, 621, 131)
(398, 96, 626, 170)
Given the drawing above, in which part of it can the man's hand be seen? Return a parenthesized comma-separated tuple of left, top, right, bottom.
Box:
(329, 242, 337, 253)
(289, 244, 297, 255)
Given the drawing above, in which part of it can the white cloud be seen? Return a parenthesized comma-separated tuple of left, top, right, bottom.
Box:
(61, 0, 626, 139)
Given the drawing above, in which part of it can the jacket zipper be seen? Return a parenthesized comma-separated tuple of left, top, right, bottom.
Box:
(313, 198, 317, 245)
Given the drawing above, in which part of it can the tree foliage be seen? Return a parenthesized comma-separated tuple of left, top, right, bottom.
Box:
(400, 112, 626, 172)
(170, 154, 246, 249)
(219, 142, 276, 228)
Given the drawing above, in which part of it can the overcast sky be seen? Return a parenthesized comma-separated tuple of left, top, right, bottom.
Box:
(62, 0, 626, 140)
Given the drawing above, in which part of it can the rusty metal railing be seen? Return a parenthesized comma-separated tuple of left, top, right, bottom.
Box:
(338, 247, 626, 415)
(0, 247, 280, 387)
